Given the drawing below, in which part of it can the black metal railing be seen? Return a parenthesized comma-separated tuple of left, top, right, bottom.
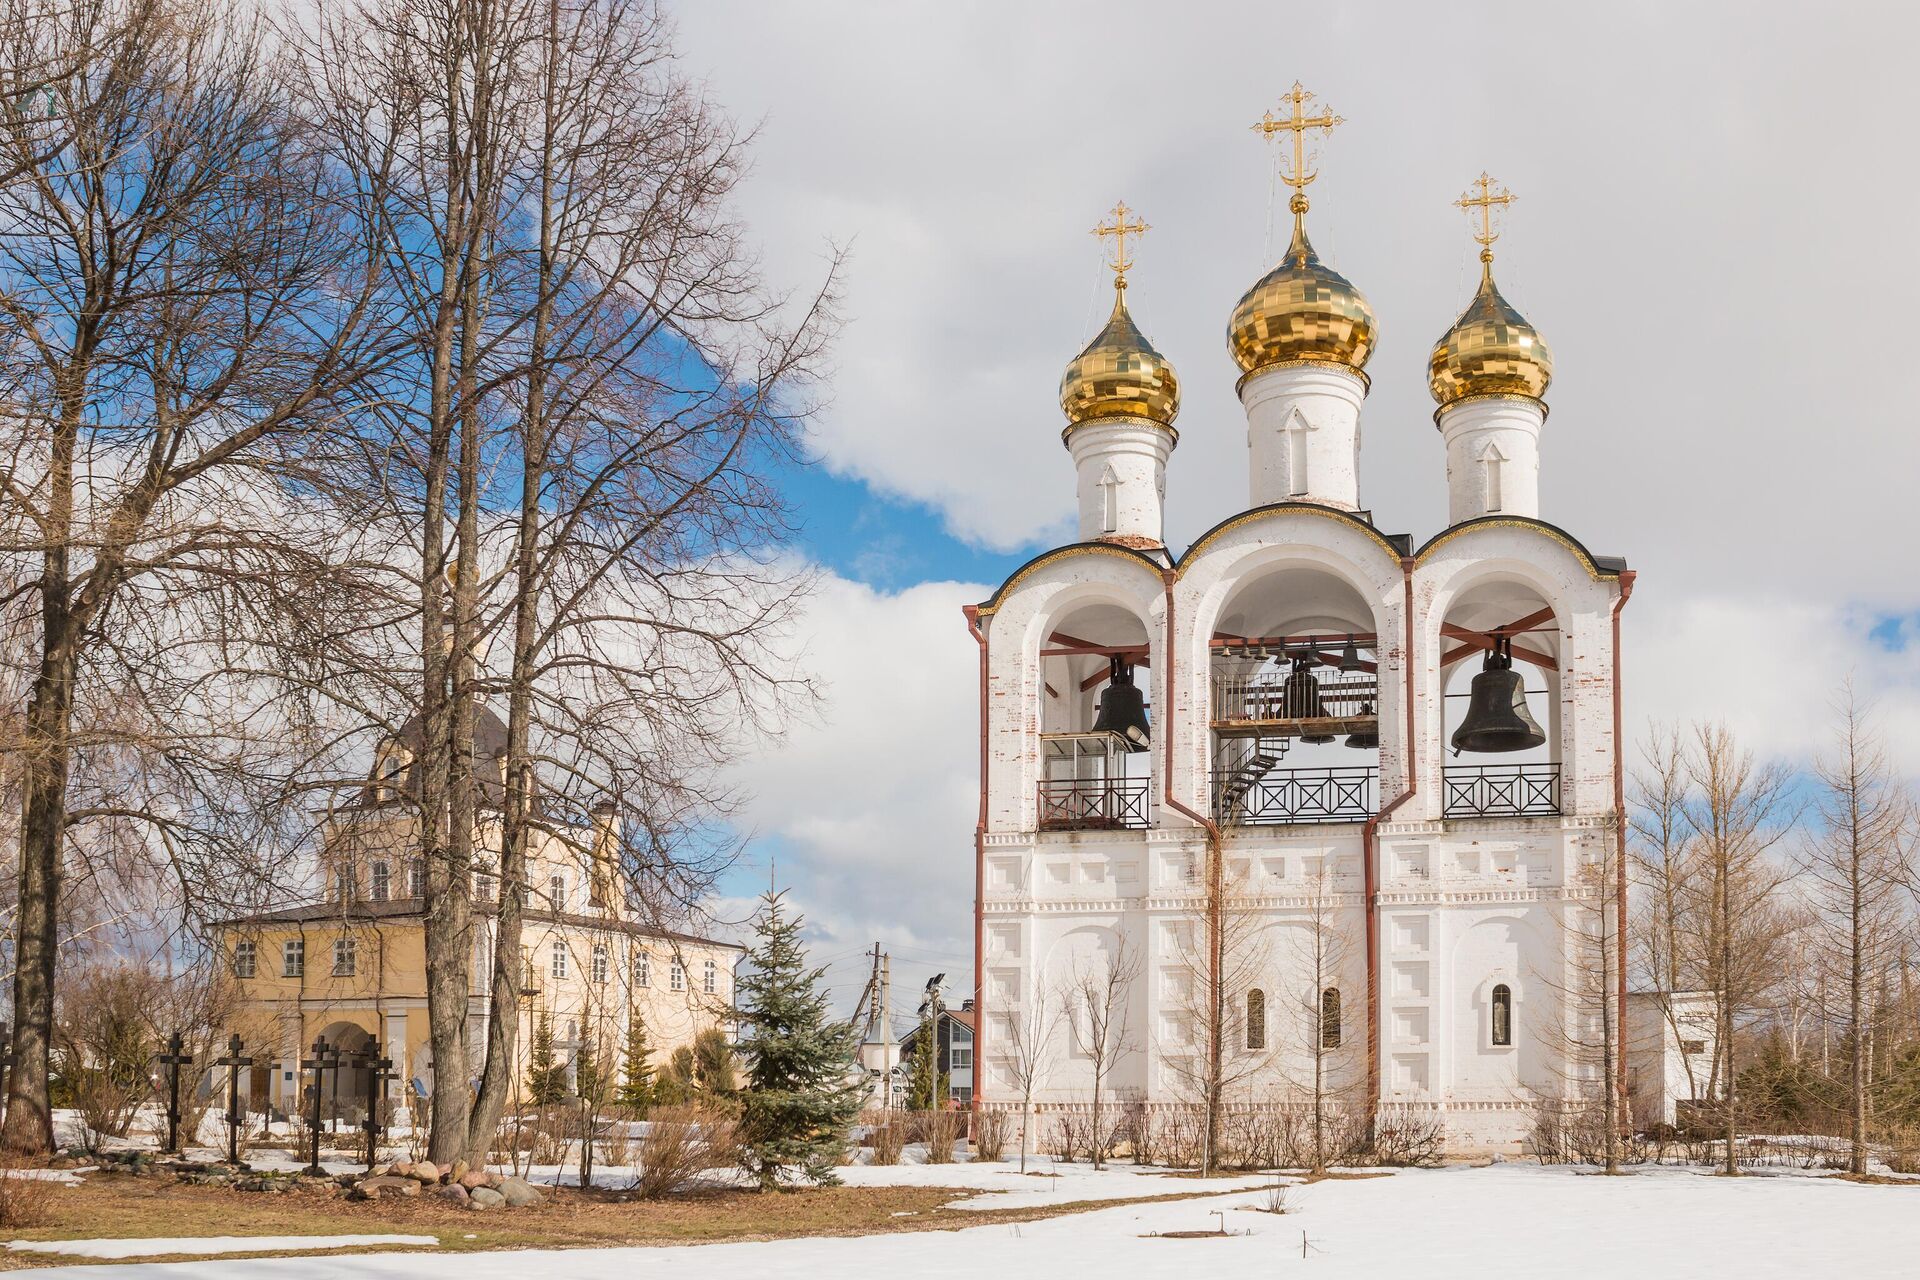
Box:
(1037, 777, 1151, 831)
(1211, 766, 1377, 826)
(1442, 763, 1561, 817)
(1211, 672, 1379, 724)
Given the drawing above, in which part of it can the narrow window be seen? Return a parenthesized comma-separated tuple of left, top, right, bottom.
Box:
(407, 858, 426, 898)
(473, 872, 494, 904)
(670, 959, 685, 992)
(592, 943, 609, 984)
(1246, 988, 1266, 1051)
(549, 874, 566, 911)
(370, 861, 390, 903)
(636, 950, 652, 988)
(521, 946, 535, 989)
(1320, 987, 1342, 1050)
(551, 940, 568, 979)
(283, 939, 305, 978)
(233, 940, 257, 979)
(1491, 983, 1513, 1047)
(333, 938, 356, 977)
(335, 865, 355, 902)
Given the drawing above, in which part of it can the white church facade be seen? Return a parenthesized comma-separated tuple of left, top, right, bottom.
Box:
(963, 90, 1666, 1156)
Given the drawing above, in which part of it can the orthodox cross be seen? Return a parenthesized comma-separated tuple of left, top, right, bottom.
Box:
(299, 1036, 332, 1176)
(155, 1033, 194, 1154)
(1092, 201, 1150, 289)
(357, 1039, 395, 1171)
(1456, 171, 1517, 263)
(214, 1033, 254, 1165)
(1252, 82, 1343, 193)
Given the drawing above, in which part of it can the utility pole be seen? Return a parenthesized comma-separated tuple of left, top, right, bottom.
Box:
(879, 952, 892, 1114)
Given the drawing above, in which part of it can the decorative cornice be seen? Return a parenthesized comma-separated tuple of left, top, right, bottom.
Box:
(1413, 515, 1624, 581)
(972, 541, 1167, 617)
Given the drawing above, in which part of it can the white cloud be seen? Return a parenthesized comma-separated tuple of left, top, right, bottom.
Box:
(674, 1, 1915, 604)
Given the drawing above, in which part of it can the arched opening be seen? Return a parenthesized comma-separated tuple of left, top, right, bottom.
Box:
(1320, 988, 1343, 1049)
(1246, 988, 1266, 1051)
(315, 1020, 374, 1128)
(1209, 563, 1382, 825)
(1037, 597, 1155, 831)
(1491, 983, 1513, 1047)
(1438, 575, 1561, 817)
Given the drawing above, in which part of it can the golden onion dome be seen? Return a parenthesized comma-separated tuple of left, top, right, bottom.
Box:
(1227, 197, 1376, 378)
(1429, 254, 1553, 407)
(1059, 283, 1180, 429)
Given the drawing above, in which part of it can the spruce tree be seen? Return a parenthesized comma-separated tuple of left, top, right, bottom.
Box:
(616, 1009, 655, 1113)
(527, 1011, 565, 1105)
(734, 890, 864, 1188)
(904, 1012, 949, 1111)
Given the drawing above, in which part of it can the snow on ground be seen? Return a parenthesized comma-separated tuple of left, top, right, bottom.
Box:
(15, 1161, 1920, 1279)
(830, 1155, 1268, 1209)
(7, 1236, 438, 1261)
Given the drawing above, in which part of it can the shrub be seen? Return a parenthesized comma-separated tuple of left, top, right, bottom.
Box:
(923, 1109, 958, 1164)
(0, 1163, 57, 1229)
(973, 1109, 1009, 1162)
(631, 1104, 738, 1198)
(870, 1117, 905, 1165)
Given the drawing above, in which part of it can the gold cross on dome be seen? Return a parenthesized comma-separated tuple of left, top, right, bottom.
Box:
(1093, 200, 1150, 287)
(1252, 82, 1343, 193)
(1456, 172, 1517, 253)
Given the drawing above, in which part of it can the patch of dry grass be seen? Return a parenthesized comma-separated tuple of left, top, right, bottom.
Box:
(0, 1172, 1259, 1268)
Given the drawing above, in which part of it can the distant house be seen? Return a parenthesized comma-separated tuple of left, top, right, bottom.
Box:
(898, 1002, 975, 1107)
(1626, 990, 1719, 1128)
(214, 703, 741, 1122)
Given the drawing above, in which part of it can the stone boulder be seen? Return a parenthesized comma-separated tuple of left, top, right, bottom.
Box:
(497, 1176, 542, 1207)
(468, 1186, 506, 1209)
(435, 1183, 470, 1206)
(408, 1160, 443, 1185)
(349, 1175, 422, 1201)
(449, 1159, 471, 1184)
(458, 1170, 491, 1191)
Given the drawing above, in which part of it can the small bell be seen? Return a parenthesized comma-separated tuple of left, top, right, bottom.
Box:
(1345, 702, 1379, 750)
(1091, 656, 1151, 751)
(1338, 635, 1364, 673)
(1449, 638, 1546, 755)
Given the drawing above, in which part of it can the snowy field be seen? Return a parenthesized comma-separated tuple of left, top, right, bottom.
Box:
(14, 1160, 1919, 1279)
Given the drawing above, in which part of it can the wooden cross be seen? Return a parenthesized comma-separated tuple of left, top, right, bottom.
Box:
(356, 1039, 395, 1171)
(1092, 200, 1150, 287)
(214, 1033, 255, 1166)
(1456, 171, 1517, 257)
(155, 1032, 194, 1155)
(299, 1036, 331, 1176)
(1252, 82, 1343, 192)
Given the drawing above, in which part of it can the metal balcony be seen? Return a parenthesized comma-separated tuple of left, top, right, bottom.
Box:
(1442, 763, 1561, 818)
(1211, 765, 1377, 826)
(1037, 777, 1150, 831)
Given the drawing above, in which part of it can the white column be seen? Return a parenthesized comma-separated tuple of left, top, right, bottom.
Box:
(1438, 396, 1544, 522)
(384, 1011, 410, 1125)
(1241, 363, 1366, 510)
(1066, 417, 1174, 544)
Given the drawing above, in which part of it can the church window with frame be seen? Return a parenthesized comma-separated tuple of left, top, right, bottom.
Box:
(1320, 987, 1342, 1049)
(1245, 988, 1266, 1050)
(1491, 983, 1513, 1047)
(703, 959, 718, 995)
(670, 959, 685, 992)
(635, 949, 652, 988)
(335, 864, 355, 902)
(408, 858, 426, 898)
(233, 940, 256, 979)
(369, 861, 390, 903)
(551, 940, 568, 979)
(549, 874, 566, 911)
(283, 939, 305, 977)
(333, 938, 356, 977)
(591, 943, 609, 984)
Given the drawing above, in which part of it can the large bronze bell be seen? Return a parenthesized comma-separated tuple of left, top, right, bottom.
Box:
(1450, 638, 1546, 755)
(1282, 651, 1335, 744)
(1345, 702, 1379, 750)
(1091, 656, 1151, 751)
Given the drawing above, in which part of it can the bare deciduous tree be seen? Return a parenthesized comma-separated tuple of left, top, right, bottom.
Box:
(1060, 932, 1139, 1169)
(998, 976, 1061, 1174)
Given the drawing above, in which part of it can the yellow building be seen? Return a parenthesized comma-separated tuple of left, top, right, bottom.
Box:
(216, 706, 742, 1121)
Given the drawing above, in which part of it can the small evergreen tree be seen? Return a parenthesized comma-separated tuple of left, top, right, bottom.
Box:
(575, 1037, 603, 1107)
(693, 1027, 739, 1095)
(734, 890, 864, 1188)
(904, 1013, 948, 1111)
(527, 1010, 566, 1105)
(616, 1009, 655, 1113)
